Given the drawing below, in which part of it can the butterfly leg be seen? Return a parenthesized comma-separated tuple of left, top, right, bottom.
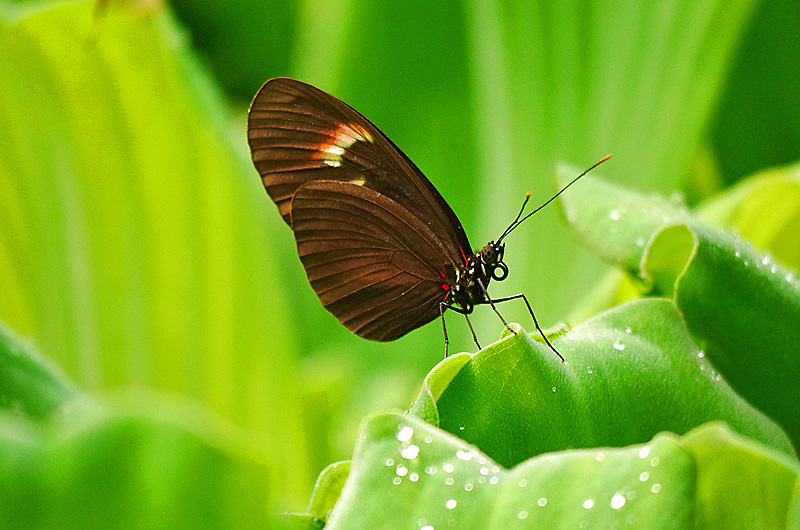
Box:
(440, 302, 481, 355)
(439, 302, 450, 357)
(475, 280, 564, 362)
(463, 313, 481, 350)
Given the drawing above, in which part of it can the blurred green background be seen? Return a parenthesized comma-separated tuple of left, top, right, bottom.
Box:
(1, 0, 799, 513)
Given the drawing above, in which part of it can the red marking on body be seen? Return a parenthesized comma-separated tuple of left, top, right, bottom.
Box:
(442, 284, 450, 290)
(460, 247, 468, 265)
(439, 271, 446, 278)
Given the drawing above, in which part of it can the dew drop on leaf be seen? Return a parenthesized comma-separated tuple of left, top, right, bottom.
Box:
(396, 426, 414, 442)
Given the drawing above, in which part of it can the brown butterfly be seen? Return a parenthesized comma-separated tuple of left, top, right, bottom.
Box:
(247, 77, 610, 358)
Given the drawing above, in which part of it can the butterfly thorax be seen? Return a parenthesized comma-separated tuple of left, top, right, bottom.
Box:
(450, 241, 508, 313)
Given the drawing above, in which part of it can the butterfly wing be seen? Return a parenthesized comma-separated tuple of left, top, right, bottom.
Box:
(291, 180, 455, 341)
(247, 77, 471, 264)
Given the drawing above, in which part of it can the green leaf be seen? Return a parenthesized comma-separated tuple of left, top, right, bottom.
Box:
(0, 397, 273, 529)
(322, 413, 798, 529)
(0, 0, 308, 503)
(306, 460, 351, 522)
(710, 0, 800, 183)
(464, 0, 758, 333)
(560, 169, 800, 447)
(410, 299, 792, 468)
(696, 163, 800, 269)
(0, 321, 84, 420)
(682, 423, 800, 529)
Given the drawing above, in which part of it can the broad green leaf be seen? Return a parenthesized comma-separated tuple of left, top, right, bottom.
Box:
(0, 397, 273, 529)
(710, 0, 800, 183)
(696, 163, 800, 269)
(411, 299, 791, 468)
(0, 321, 84, 420)
(464, 0, 758, 334)
(0, 0, 307, 503)
(682, 423, 800, 529)
(317, 413, 797, 530)
(560, 170, 800, 447)
(306, 460, 350, 522)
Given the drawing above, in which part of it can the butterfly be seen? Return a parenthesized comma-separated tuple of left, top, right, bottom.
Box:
(247, 78, 610, 358)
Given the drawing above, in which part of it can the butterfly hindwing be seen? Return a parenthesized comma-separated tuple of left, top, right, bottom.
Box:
(290, 180, 455, 341)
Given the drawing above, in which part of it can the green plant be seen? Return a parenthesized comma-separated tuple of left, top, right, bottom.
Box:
(1, 0, 799, 527)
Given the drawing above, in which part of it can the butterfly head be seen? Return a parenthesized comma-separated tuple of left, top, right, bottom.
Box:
(479, 241, 508, 282)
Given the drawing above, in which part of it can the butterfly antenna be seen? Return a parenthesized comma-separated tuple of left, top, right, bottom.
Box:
(497, 153, 613, 243)
(497, 192, 532, 242)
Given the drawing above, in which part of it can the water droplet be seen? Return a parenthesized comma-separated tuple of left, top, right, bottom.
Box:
(650, 457, 659, 467)
(580, 521, 590, 529)
(538, 497, 548, 507)
(762, 254, 771, 266)
(609, 209, 621, 220)
(651, 483, 661, 493)
(478, 456, 486, 464)
(409, 473, 419, 482)
(594, 452, 605, 461)
(456, 449, 474, 461)
(401, 444, 420, 459)
(626, 514, 637, 524)
(458, 425, 465, 431)
(697, 350, 705, 358)
(464, 482, 474, 492)
(638, 446, 651, 459)
(519, 479, 528, 487)
(518, 510, 529, 520)
(613, 342, 625, 351)
(443, 463, 455, 473)
(551, 386, 557, 393)
(583, 499, 595, 509)
(446, 499, 457, 510)
(479, 466, 489, 475)
(625, 326, 632, 333)
(424, 435, 433, 444)
(421, 525, 434, 530)
(491, 465, 500, 473)
(424, 465, 438, 475)
(610, 492, 626, 509)
(771, 264, 778, 274)
(587, 366, 594, 374)
(417, 518, 427, 528)
(639, 471, 649, 481)
(385, 458, 395, 466)
(445, 477, 455, 486)
(489, 477, 499, 485)
(393, 477, 402, 485)
(396, 464, 408, 477)
(635, 237, 645, 247)
(447, 519, 456, 528)
(735, 249, 741, 258)
(397, 426, 414, 442)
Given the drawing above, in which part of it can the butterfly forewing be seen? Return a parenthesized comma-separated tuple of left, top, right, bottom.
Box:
(247, 78, 471, 263)
(291, 181, 454, 341)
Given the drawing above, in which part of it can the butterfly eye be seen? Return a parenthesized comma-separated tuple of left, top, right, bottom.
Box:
(491, 262, 509, 281)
